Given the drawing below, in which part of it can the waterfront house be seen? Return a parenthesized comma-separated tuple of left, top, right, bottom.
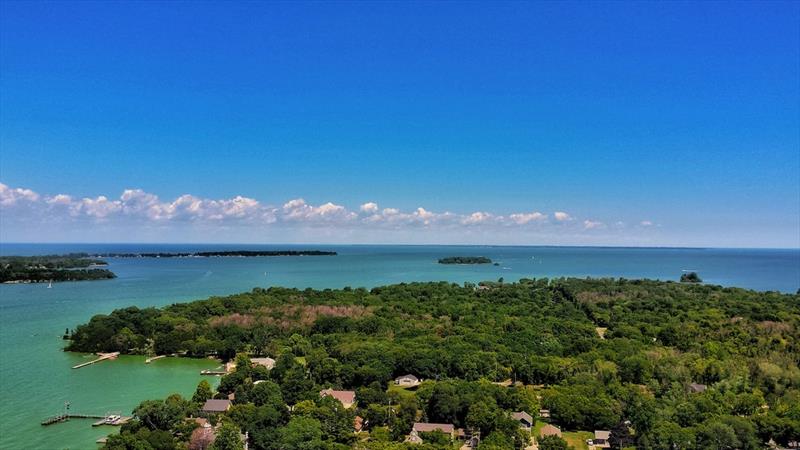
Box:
(201, 399, 232, 414)
(320, 388, 356, 408)
(511, 411, 534, 429)
(394, 374, 420, 386)
(539, 424, 562, 438)
(594, 430, 611, 448)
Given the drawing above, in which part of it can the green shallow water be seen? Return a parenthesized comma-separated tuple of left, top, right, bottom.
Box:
(1, 244, 798, 449)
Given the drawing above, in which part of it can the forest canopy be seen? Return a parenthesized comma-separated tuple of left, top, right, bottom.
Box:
(72, 278, 800, 449)
(437, 256, 492, 264)
(0, 254, 114, 283)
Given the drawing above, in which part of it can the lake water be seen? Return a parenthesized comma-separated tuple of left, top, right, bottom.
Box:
(1, 244, 798, 449)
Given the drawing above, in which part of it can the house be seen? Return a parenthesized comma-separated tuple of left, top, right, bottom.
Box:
(394, 374, 420, 386)
(689, 383, 707, 393)
(201, 399, 232, 414)
(539, 424, 562, 438)
(406, 423, 455, 444)
(594, 430, 611, 448)
(511, 411, 534, 429)
(189, 422, 216, 450)
(395, 374, 420, 386)
(354, 416, 364, 433)
(413, 423, 455, 434)
(538, 409, 551, 418)
(251, 357, 275, 370)
(320, 388, 356, 408)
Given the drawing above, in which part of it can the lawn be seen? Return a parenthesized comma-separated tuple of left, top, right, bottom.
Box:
(563, 430, 592, 450)
(533, 421, 592, 450)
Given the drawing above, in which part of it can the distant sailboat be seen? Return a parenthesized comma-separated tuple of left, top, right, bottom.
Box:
(47, 280, 53, 289)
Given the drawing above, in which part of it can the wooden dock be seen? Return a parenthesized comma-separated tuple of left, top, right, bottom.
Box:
(41, 413, 105, 426)
(200, 369, 227, 376)
(72, 352, 120, 369)
(145, 355, 166, 364)
(42, 413, 130, 427)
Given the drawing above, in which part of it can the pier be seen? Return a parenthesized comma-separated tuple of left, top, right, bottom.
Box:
(42, 413, 131, 427)
(41, 413, 104, 426)
(72, 352, 120, 369)
(200, 369, 227, 376)
(145, 355, 166, 363)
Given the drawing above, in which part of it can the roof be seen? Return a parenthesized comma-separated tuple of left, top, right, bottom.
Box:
(396, 374, 419, 381)
(251, 357, 275, 369)
(540, 424, 562, 437)
(201, 399, 232, 412)
(595, 430, 611, 440)
(511, 411, 533, 424)
(689, 383, 707, 393)
(320, 388, 356, 405)
(189, 425, 216, 450)
(413, 423, 455, 433)
(354, 416, 364, 432)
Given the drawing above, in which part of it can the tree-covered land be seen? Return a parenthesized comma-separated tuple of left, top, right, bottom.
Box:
(93, 250, 337, 258)
(680, 272, 702, 283)
(70, 279, 800, 449)
(0, 254, 115, 283)
(437, 256, 492, 264)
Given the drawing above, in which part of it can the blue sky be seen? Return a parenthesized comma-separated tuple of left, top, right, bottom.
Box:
(1, 1, 798, 247)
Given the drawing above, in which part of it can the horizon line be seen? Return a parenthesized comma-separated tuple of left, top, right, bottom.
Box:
(2, 241, 799, 251)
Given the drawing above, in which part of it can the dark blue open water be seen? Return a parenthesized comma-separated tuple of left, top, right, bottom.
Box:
(0, 244, 798, 448)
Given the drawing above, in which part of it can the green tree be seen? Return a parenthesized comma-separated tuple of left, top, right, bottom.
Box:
(278, 416, 324, 450)
(538, 435, 570, 450)
(696, 420, 740, 450)
(192, 380, 213, 404)
(210, 422, 244, 450)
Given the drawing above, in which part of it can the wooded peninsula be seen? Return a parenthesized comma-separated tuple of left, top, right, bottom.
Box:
(438, 256, 492, 265)
(0, 254, 115, 283)
(91, 250, 337, 258)
(68, 278, 800, 450)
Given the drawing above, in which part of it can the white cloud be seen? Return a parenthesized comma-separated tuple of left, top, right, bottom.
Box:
(462, 211, 494, 225)
(46, 194, 73, 206)
(77, 196, 123, 219)
(583, 220, 604, 230)
(282, 198, 356, 223)
(0, 182, 40, 206)
(360, 202, 379, 214)
(1, 182, 641, 241)
(554, 211, 572, 222)
(508, 211, 547, 225)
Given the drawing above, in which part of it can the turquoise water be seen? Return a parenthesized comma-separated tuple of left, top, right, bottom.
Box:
(1, 244, 798, 449)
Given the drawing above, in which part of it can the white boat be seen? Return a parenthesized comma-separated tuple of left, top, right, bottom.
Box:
(47, 280, 52, 289)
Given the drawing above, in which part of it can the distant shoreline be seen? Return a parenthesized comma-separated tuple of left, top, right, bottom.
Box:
(90, 250, 337, 258)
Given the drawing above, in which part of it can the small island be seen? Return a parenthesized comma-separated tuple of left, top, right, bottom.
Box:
(0, 254, 115, 283)
(437, 256, 492, 265)
(91, 250, 337, 258)
(680, 271, 702, 283)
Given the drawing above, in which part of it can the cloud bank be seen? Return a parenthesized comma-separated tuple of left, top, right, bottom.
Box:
(0, 182, 651, 244)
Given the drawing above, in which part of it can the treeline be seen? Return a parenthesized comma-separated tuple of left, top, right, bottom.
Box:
(0, 254, 114, 283)
(93, 250, 337, 258)
(71, 279, 800, 449)
(437, 256, 492, 264)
